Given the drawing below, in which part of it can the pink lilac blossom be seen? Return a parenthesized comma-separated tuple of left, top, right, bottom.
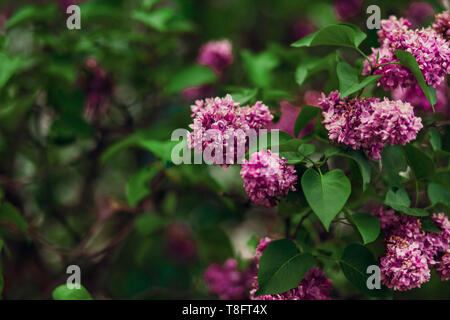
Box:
(392, 83, 449, 115)
(188, 95, 273, 166)
(435, 251, 450, 281)
(254, 237, 274, 262)
(319, 91, 423, 160)
(371, 206, 399, 231)
(334, 0, 363, 21)
(249, 238, 332, 300)
(423, 213, 450, 264)
(405, 2, 435, 28)
(240, 150, 297, 207)
(165, 224, 197, 263)
(80, 58, 113, 121)
(291, 20, 316, 41)
(363, 16, 450, 90)
(373, 209, 450, 285)
(380, 236, 431, 291)
(204, 258, 254, 300)
(197, 40, 233, 74)
(432, 11, 450, 40)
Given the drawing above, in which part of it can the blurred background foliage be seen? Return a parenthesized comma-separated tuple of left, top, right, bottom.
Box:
(0, 0, 448, 299)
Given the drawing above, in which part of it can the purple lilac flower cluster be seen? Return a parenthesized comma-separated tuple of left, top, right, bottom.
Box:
(392, 83, 449, 115)
(188, 94, 273, 166)
(182, 40, 233, 100)
(318, 91, 423, 160)
(405, 2, 435, 27)
(204, 258, 254, 300)
(363, 15, 450, 91)
(379, 236, 431, 291)
(249, 237, 333, 300)
(197, 40, 234, 75)
(240, 150, 297, 207)
(433, 11, 450, 40)
(373, 208, 450, 290)
(81, 58, 114, 121)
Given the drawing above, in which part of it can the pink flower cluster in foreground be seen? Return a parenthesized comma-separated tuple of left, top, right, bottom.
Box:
(318, 91, 423, 160)
(249, 237, 333, 300)
(204, 258, 254, 300)
(363, 15, 450, 91)
(240, 150, 297, 207)
(188, 95, 273, 166)
(373, 208, 450, 290)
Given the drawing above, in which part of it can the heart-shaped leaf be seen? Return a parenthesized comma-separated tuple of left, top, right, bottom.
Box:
(349, 213, 380, 244)
(340, 244, 390, 297)
(255, 239, 316, 297)
(301, 169, 351, 230)
(291, 24, 364, 49)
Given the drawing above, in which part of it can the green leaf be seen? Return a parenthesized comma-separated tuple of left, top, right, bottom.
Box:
(126, 167, 159, 206)
(0, 202, 28, 236)
(403, 144, 435, 180)
(137, 140, 179, 163)
(394, 50, 436, 110)
(350, 213, 380, 244)
(291, 24, 365, 49)
(6, 4, 57, 29)
(340, 244, 389, 297)
(428, 182, 450, 207)
(242, 51, 279, 88)
(329, 150, 371, 191)
(246, 235, 259, 250)
(347, 150, 371, 192)
(293, 106, 321, 137)
(196, 227, 233, 264)
(341, 75, 381, 97)
(255, 239, 315, 297)
(229, 88, 258, 105)
(134, 213, 166, 236)
(337, 62, 358, 94)
(279, 152, 304, 165)
(301, 169, 351, 231)
(295, 53, 338, 87)
(298, 143, 316, 157)
(382, 145, 407, 185)
(389, 204, 429, 217)
(166, 65, 217, 94)
(132, 8, 175, 32)
(428, 129, 442, 151)
(52, 284, 93, 300)
(384, 186, 411, 208)
(0, 54, 26, 91)
(420, 216, 442, 234)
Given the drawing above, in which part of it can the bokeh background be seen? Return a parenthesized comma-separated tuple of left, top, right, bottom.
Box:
(0, 0, 448, 299)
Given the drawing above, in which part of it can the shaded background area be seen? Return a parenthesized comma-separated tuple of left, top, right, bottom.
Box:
(0, 0, 448, 299)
